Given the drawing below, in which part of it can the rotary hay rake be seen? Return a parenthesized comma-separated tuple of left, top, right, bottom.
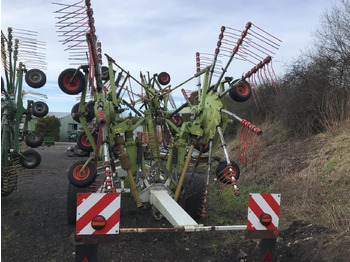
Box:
(1, 28, 50, 197)
(54, 0, 282, 252)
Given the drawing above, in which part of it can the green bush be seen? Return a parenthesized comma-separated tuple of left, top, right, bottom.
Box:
(35, 116, 61, 141)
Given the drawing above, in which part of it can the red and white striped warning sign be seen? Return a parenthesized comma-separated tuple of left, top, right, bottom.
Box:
(76, 193, 121, 235)
(247, 193, 281, 231)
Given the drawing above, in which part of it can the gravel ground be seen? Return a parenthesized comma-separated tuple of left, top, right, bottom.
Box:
(1, 143, 256, 262)
(2, 143, 80, 261)
(2, 143, 349, 262)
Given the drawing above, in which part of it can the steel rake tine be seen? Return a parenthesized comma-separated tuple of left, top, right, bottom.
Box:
(249, 29, 281, 50)
(221, 38, 239, 46)
(57, 32, 88, 41)
(52, 0, 85, 13)
(56, 19, 88, 30)
(239, 47, 263, 64)
(225, 26, 243, 33)
(64, 40, 87, 51)
(12, 28, 38, 33)
(55, 6, 87, 21)
(55, 22, 88, 28)
(223, 31, 241, 39)
(15, 36, 45, 44)
(60, 31, 88, 45)
(252, 23, 282, 44)
(55, 12, 87, 20)
(56, 19, 88, 31)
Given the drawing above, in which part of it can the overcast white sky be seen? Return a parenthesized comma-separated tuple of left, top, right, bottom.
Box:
(2, 0, 335, 112)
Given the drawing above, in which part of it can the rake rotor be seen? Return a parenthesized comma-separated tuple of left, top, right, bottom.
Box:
(1, 27, 49, 197)
(53, 0, 282, 224)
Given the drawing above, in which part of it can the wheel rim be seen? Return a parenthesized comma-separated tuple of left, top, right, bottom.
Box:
(63, 74, 81, 90)
(236, 82, 250, 96)
(80, 134, 91, 147)
(73, 165, 90, 181)
(35, 105, 44, 113)
(30, 72, 42, 82)
(201, 143, 209, 150)
(158, 72, 170, 85)
(24, 155, 36, 166)
(172, 117, 180, 126)
(29, 134, 40, 143)
(222, 164, 237, 181)
(160, 74, 169, 83)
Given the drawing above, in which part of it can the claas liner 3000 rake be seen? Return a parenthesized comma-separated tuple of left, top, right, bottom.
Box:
(54, 0, 282, 257)
(1, 28, 49, 197)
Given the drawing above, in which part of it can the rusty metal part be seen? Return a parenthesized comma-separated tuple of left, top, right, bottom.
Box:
(120, 224, 247, 233)
(119, 154, 131, 170)
(115, 135, 142, 207)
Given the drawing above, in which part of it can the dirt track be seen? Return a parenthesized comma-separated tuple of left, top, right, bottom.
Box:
(2, 143, 350, 261)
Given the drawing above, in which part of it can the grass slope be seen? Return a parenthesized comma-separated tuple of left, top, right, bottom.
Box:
(235, 121, 350, 232)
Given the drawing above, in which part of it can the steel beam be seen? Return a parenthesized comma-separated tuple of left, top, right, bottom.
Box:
(150, 190, 198, 227)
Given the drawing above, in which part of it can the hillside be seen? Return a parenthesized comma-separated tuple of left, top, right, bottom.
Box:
(237, 120, 350, 231)
(233, 120, 350, 260)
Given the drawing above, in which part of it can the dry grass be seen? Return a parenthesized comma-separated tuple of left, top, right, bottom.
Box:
(221, 120, 350, 232)
(276, 126, 349, 231)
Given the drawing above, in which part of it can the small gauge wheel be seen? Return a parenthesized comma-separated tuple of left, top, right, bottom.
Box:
(24, 131, 44, 148)
(58, 68, 86, 95)
(68, 160, 97, 187)
(32, 101, 49, 117)
(76, 131, 97, 152)
(171, 115, 183, 127)
(194, 143, 209, 153)
(215, 160, 240, 184)
(71, 102, 95, 123)
(25, 69, 47, 88)
(19, 149, 42, 169)
(158, 72, 171, 85)
(229, 79, 252, 102)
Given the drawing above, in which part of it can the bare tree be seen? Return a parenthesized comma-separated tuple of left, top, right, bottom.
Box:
(314, 0, 350, 87)
(226, 0, 350, 138)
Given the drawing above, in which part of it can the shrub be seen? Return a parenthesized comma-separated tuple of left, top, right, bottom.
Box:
(35, 116, 61, 141)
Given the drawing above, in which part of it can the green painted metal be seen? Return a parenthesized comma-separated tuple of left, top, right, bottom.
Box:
(55, 1, 272, 222)
(1, 28, 48, 196)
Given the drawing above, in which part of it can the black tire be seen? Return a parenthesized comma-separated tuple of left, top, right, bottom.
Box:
(76, 131, 97, 152)
(68, 160, 97, 187)
(19, 149, 41, 169)
(194, 143, 209, 153)
(67, 183, 88, 224)
(25, 69, 47, 88)
(24, 131, 44, 148)
(71, 102, 95, 123)
(32, 101, 49, 117)
(158, 72, 171, 85)
(58, 68, 86, 95)
(71, 103, 80, 122)
(229, 79, 252, 102)
(215, 160, 240, 184)
(182, 173, 206, 220)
